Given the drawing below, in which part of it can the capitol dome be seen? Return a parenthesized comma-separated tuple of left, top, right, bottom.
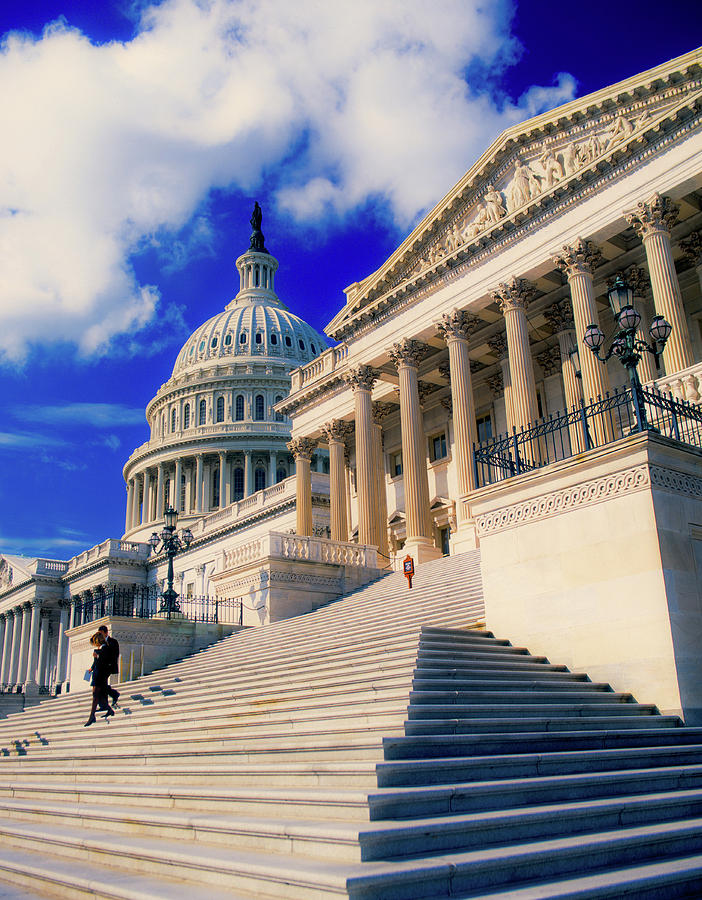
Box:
(121, 205, 328, 542)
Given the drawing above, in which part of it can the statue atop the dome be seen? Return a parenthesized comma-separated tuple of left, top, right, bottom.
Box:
(249, 201, 268, 253)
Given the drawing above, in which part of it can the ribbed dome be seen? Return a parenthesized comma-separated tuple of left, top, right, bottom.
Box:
(172, 248, 327, 376)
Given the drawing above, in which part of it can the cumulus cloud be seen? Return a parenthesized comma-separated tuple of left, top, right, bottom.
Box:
(0, 0, 577, 363)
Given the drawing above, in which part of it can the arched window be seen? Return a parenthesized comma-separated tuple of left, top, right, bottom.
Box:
(254, 467, 266, 492)
(199, 399, 206, 426)
(239, 331, 247, 344)
(276, 466, 287, 484)
(216, 396, 225, 423)
(170, 408, 176, 432)
(254, 395, 265, 421)
(233, 467, 244, 501)
(299, 339, 305, 351)
(180, 473, 186, 511)
(212, 468, 220, 509)
(211, 336, 218, 348)
(285, 335, 292, 347)
(255, 332, 262, 345)
(224, 333, 232, 346)
(275, 395, 284, 423)
(183, 404, 190, 430)
(311, 343, 316, 355)
(235, 395, 245, 421)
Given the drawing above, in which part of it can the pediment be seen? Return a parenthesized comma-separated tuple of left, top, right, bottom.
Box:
(327, 47, 702, 340)
(0, 555, 35, 592)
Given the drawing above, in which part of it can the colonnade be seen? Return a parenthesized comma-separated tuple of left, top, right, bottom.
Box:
(289, 194, 698, 560)
(125, 448, 295, 531)
(0, 601, 61, 694)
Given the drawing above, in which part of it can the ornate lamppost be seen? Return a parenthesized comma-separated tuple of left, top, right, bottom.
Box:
(582, 274, 672, 430)
(148, 507, 193, 615)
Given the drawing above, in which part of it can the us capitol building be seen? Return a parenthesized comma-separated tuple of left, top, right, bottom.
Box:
(1, 47, 702, 727)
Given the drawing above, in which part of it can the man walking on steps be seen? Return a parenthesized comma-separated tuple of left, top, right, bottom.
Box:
(98, 625, 120, 706)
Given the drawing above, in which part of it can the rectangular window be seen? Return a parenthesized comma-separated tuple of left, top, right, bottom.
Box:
(186, 583, 194, 599)
(476, 413, 493, 443)
(429, 432, 447, 462)
(391, 451, 403, 477)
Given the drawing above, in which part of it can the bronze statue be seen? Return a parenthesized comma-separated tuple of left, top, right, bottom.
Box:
(249, 201, 267, 253)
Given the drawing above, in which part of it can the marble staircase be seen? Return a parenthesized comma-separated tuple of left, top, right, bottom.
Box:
(0, 550, 700, 897)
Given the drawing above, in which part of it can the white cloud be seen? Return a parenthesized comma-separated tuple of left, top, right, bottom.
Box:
(13, 403, 145, 427)
(0, 0, 577, 363)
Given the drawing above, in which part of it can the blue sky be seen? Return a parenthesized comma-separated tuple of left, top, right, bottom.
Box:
(0, 0, 699, 560)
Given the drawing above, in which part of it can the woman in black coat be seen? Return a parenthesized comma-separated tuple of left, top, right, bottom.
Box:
(84, 631, 115, 726)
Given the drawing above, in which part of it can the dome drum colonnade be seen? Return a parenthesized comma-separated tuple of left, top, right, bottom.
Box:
(122, 220, 328, 543)
(285, 191, 702, 561)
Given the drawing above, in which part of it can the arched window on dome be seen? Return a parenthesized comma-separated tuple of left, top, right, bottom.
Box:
(211, 336, 218, 348)
(276, 466, 287, 484)
(275, 395, 284, 423)
(254, 395, 265, 421)
(254, 467, 266, 492)
(211, 468, 220, 510)
(199, 399, 206, 426)
(285, 335, 292, 347)
(311, 343, 316, 355)
(171, 408, 176, 432)
(240, 331, 247, 344)
(224, 333, 232, 347)
(255, 332, 262, 345)
(233, 467, 244, 501)
(183, 404, 190, 430)
(235, 395, 245, 421)
(270, 333, 277, 345)
(216, 396, 225, 423)
(299, 339, 305, 351)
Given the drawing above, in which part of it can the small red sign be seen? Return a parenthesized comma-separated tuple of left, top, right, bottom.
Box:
(403, 554, 415, 589)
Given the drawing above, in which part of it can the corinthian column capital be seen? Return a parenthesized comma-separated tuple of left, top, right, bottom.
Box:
(287, 437, 317, 460)
(371, 401, 394, 425)
(681, 231, 702, 267)
(543, 299, 574, 335)
(344, 364, 378, 392)
(626, 192, 679, 239)
(487, 332, 509, 360)
(321, 420, 352, 443)
(389, 338, 426, 369)
(436, 309, 482, 342)
(490, 276, 536, 314)
(553, 238, 603, 278)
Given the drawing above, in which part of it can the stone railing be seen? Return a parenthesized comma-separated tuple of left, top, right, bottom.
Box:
(34, 559, 69, 575)
(653, 360, 702, 404)
(198, 478, 297, 535)
(221, 532, 377, 573)
(290, 343, 349, 392)
(65, 539, 151, 575)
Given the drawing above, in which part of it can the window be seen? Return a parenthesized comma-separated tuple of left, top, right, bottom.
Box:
(233, 467, 244, 500)
(211, 469, 220, 509)
(186, 583, 194, 599)
(171, 408, 176, 432)
(275, 395, 284, 423)
(440, 527, 450, 557)
(199, 399, 206, 426)
(255, 332, 262, 345)
(285, 335, 292, 347)
(270, 333, 278, 345)
(476, 413, 493, 443)
(224, 333, 232, 346)
(254, 467, 266, 492)
(276, 466, 287, 483)
(183, 404, 190, 430)
(198, 340, 205, 352)
(391, 451, 403, 477)
(239, 331, 247, 344)
(299, 339, 305, 351)
(254, 394, 265, 421)
(235, 395, 245, 421)
(429, 432, 448, 462)
(180, 473, 186, 511)
(311, 343, 316, 355)
(216, 396, 225, 423)
(211, 336, 218, 348)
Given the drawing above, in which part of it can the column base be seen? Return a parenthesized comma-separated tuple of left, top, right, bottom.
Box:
(450, 519, 480, 555)
(403, 537, 443, 566)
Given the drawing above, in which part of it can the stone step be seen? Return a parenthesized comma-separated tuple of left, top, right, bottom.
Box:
(406, 702, 661, 718)
(407, 689, 632, 705)
(404, 716, 679, 734)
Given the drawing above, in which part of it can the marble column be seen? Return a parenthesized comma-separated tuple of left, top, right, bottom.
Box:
(125, 480, 134, 534)
(132, 476, 142, 530)
(141, 469, 151, 524)
(244, 450, 253, 498)
(37, 609, 51, 688)
(554, 239, 612, 445)
(618, 265, 658, 385)
(174, 458, 183, 513)
(6, 609, 20, 689)
(372, 404, 392, 565)
(184, 463, 193, 514)
(268, 451, 277, 489)
(54, 601, 69, 691)
(627, 193, 693, 375)
(487, 334, 514, 433)
(491, 277, 539, 432)
(288, 437, 316, 536)
(437, 310, 481, 507)
(156, 463, 165, 519)
(0, 614, 8, 689)
(544, 300, 586, 453)
(389, 340, 441, 563)
(16, 604, 31, 688)
(23, 600, 42, 690)
(219, 451, 227, 508)
(345, 366, 378, 548)
(321, 421, 350, 543)
(195, 454, 204, 514)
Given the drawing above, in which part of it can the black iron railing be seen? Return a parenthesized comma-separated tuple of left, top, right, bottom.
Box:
(473, 384, 702, 488)
(73, 585, 242, 626)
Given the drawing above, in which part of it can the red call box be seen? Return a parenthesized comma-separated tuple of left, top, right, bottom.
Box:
(403, 554, 415, 589)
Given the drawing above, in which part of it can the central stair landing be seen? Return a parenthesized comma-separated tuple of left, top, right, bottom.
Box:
(0, 550, 700, 898)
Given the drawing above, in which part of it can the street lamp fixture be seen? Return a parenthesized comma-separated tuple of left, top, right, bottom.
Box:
(149, 507, 194, 615)
(582, 274, 672, 430)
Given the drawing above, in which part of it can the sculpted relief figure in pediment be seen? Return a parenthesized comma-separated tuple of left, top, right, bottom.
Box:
(0, 559, 12, 590)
